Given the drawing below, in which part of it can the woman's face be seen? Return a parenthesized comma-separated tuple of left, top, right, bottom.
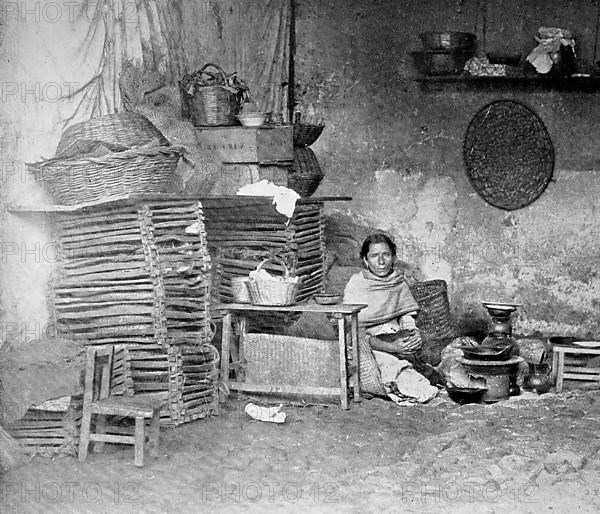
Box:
(364, 242, 395, 277)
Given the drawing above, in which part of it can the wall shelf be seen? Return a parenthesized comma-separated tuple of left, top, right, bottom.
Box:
(413, 75, 600, 93)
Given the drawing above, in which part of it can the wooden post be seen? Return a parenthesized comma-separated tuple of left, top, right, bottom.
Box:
(337, 316, 349, 409)
(350, 313, 361, 403)
(134, 417, 145, 467)
(220, 313, 232, 402)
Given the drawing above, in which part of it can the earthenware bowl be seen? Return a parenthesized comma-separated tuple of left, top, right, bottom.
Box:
(314, 293, 342, 305)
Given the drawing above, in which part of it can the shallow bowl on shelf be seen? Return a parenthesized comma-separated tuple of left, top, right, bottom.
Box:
(236, 113, 267, 127)
(411, 50, 473, 76)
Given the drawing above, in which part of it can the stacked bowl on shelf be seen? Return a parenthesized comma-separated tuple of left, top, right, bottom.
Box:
(411, 31, 476, 76)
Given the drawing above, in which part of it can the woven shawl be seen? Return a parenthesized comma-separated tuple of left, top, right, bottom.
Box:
(343, 269, 419, 328)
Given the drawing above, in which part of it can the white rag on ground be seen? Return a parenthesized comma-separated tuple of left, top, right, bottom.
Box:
(244, 403, 287, 423)
(237, 180, 301, 219)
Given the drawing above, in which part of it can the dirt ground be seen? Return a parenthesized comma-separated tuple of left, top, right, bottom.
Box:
(2, 385, 600, 513)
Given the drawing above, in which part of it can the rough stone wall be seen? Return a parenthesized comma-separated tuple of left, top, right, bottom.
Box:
(296, 0, 600, 337)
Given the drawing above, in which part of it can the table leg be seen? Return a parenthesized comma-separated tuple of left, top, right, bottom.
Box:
(556, 350, 565, 393)
(338, 317, 349, 409)
(350, 314, 361, 403)
(220, 313, 232, 402)
(232, 317, 246, 380)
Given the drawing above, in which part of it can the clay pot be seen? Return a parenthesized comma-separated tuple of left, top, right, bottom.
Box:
(525, 365, 552, 394)
(445, 381, 487, 405)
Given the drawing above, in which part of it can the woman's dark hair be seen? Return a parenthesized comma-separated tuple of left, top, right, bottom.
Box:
(360, 233, 397, 259)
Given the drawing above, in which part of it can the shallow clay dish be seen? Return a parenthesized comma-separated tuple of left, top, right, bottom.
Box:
(314, 293, 342, 305)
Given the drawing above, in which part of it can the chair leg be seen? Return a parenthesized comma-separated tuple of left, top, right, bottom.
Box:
(93, 414, 107, 453)
(556, 352, 565, 393)
(148, 410, 161, 459)
(78, 409, 92, 462)
(134, 417, 145, 467)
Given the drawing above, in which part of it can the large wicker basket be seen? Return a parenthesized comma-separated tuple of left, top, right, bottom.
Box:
(247, 258, 301, 306)
(409, 279, 456, 365)
(180, 63, 242, 127)
(409, 279, 456, 339)
(29, 145, 183, 205)
(56, 112, 170, 154)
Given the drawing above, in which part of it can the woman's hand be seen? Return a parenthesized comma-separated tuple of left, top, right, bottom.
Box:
(392, 330, 422, 353)
(368, 330, 423, 354)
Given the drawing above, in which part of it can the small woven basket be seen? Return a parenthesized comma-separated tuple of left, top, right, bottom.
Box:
(293, 123, 324, 147)
(231, 276, 251, 303)
(29, 145, 183, 205)
(181, 63, 242, 127)
(56, 112, 170, 154)
(287, 147, 324, 197)
(247, 258, 301, 306)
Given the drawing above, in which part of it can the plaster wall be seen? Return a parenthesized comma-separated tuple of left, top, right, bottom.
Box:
(295, 0, 600, 336)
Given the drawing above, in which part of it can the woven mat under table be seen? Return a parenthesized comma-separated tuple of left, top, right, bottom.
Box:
(240, 333, 340, 389)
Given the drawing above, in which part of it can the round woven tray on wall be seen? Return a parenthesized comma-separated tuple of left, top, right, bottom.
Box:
(288, 147, 324, 197)
(463, 100, 555, 210)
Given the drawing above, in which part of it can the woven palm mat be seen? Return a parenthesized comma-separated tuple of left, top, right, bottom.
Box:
(463, 100, 554, 210)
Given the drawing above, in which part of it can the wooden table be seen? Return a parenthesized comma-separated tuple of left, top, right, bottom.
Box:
(552, 345, 600, 392)
(217, 303, 367, 409)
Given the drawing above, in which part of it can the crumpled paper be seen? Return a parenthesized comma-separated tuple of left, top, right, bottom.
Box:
(526, 27, 575, 74)
(237, 179, 301, 219)
(244, 403, 286, 423)
(464, 56, 507, 77)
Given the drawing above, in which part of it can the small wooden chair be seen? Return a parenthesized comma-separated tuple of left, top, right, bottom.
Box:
(78, 345, 167, 467)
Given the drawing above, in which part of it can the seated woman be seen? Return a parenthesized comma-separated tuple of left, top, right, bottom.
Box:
(343, 233, 442, 403)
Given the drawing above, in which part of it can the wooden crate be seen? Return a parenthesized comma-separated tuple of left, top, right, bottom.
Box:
(209, 163, 289, 195)
(123, 343, 219, 427)
(46, 197, 218, 427)
(194, 125, 293, 164)
(50, 199, 214, 347)
(6, 396, 82, 456)
(203, 200, 326, 309)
